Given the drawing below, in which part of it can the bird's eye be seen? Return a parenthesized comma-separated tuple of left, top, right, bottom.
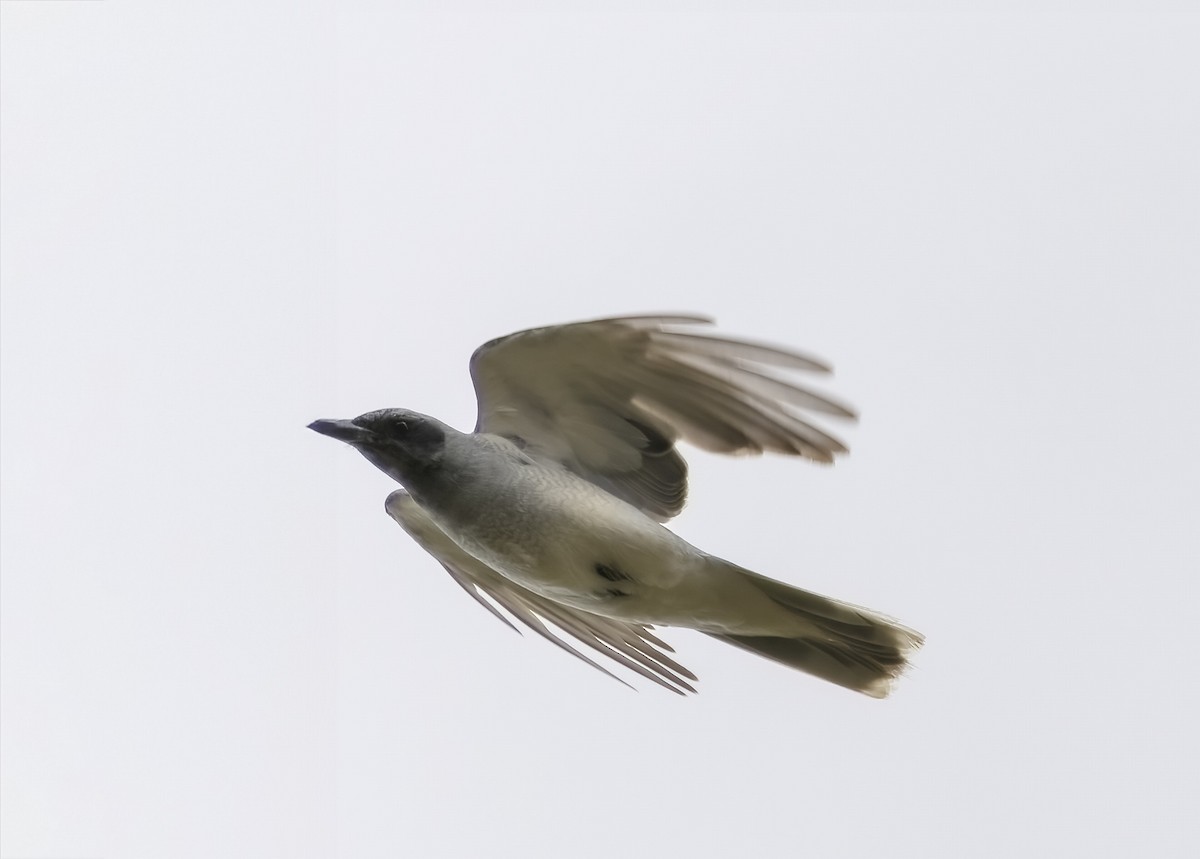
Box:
(394, 420, 409, 433)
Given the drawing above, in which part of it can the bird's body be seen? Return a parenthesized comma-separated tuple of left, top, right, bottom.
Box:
(406, 429, 800, 635)
(310, 314, 923, 697)
(417, 432, 705, 615)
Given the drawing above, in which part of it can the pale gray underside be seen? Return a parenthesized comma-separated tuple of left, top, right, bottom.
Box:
(385, 489, 699, 695)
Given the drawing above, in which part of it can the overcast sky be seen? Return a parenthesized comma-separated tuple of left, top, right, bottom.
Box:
(2, 3, 1197, 858)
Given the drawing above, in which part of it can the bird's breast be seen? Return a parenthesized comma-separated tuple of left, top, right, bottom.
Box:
(425, 460, 696, 603)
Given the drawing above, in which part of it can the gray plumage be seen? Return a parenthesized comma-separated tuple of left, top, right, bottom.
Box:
(309, 314, 923, 697)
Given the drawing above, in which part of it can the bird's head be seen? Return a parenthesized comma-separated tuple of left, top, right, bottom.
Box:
(308, 408, 447, 487)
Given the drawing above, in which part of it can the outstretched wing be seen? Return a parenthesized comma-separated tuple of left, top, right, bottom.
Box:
(469, 314, 856, 521)
(384, 490, 698, 695)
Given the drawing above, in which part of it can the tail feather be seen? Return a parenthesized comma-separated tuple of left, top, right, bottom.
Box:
(709, 567, 924, 698)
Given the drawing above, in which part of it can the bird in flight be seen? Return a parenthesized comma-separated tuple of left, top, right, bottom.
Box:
(310, 314, 923, 696)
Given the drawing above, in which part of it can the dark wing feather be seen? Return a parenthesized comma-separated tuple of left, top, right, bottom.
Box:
(469, 314, 856, 520)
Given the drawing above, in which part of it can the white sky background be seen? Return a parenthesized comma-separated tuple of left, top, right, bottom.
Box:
(2, 2, 1197, 857)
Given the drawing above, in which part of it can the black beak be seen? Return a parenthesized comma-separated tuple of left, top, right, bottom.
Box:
(308, 418, 372, 445)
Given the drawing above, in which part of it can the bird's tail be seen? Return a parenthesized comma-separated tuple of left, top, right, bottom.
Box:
(706, 567, 924, 698)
